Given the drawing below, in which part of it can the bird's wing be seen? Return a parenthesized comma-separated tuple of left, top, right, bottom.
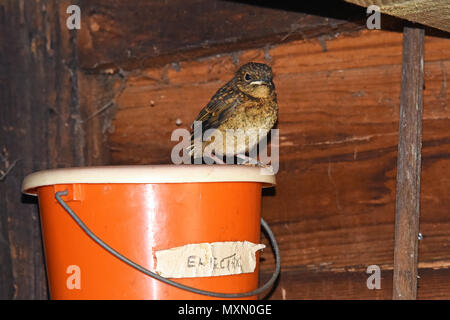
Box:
(191, 82, 241, 140)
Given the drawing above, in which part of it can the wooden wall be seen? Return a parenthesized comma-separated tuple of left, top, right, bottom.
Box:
(105, 30, 450, 299)
(0, 0, 82, 299)
(1, 0, 449, 299)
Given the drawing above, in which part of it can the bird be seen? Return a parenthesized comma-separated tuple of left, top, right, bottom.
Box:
(187, 62, 278, 165)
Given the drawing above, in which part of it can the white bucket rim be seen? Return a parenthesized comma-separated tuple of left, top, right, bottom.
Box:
(22, 164, 276, 195)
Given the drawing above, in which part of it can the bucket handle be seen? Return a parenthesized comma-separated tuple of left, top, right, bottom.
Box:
(55, 190, 281, 299)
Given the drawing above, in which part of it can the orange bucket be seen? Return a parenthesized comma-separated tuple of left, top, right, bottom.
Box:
(22, 165, 276, 300)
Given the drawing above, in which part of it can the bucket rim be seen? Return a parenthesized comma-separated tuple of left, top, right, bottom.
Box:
(22, 164, 276, 195)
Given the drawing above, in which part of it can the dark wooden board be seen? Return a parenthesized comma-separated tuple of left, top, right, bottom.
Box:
(260, 267, 450, 299)
(346, 0, 450, 33)
(0, 0, 86, 299)
(393, 27, 425, 300)
(76, 0, 367, 72)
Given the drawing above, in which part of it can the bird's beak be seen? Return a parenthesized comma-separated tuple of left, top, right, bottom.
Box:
(250, 80, 274, 89)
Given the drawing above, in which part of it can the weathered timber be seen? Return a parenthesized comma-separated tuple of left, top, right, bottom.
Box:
(0, 0, 85, 299)
(346, 0, 450, 33)
(393, 27, 425, 300)
(76, 0, 368, 72)
(260, 267, 450, 299)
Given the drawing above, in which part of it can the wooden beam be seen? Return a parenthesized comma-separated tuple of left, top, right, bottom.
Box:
(345, 0, 450, 33)
(77, 0, 366, 72)
(393, 27, 425, 300)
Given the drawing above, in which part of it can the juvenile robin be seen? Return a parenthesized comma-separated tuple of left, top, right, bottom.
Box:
(188, 62, 278, 164)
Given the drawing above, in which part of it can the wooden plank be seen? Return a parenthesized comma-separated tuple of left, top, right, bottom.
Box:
(393, 27, 425, 300)
(260, 218, 395, 273)
(0, 0, 86, 299)
(259, 268, 391, 300)
(76, 0, 367, 72)
(260, 267, 450, 299)
(346, 0, 450, 33)
(257, 219, 450, 273)
(78, 72, 124, 166)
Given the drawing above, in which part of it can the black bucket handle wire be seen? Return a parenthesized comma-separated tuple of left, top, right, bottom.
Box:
(55, 190, 281, 299)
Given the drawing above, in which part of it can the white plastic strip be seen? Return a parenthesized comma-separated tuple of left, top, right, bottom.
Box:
(22, 165, 275, 195)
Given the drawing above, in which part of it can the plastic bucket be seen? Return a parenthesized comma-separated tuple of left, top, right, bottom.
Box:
(22, 165, 276, 300)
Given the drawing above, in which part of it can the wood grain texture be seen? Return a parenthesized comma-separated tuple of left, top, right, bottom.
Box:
(346, 0, 450, 32)
(0, 0, 85, 299)
(393, 27, 424, 300)
(76, 0, 367, 72)
(108, 29, 450, 299)
(78, 72, 124, 166)
(260, 267, 450, 299)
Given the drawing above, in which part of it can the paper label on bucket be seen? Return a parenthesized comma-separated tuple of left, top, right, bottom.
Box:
(155, 241, 265, 278)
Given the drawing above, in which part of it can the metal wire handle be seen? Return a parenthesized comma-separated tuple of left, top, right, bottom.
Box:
(55, 190, 281, 299)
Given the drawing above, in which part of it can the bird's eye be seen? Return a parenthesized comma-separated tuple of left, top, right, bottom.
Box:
(244, 73, 251, 81)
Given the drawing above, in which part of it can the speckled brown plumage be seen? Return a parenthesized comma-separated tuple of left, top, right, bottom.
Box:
(189, 62, 278, 158)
